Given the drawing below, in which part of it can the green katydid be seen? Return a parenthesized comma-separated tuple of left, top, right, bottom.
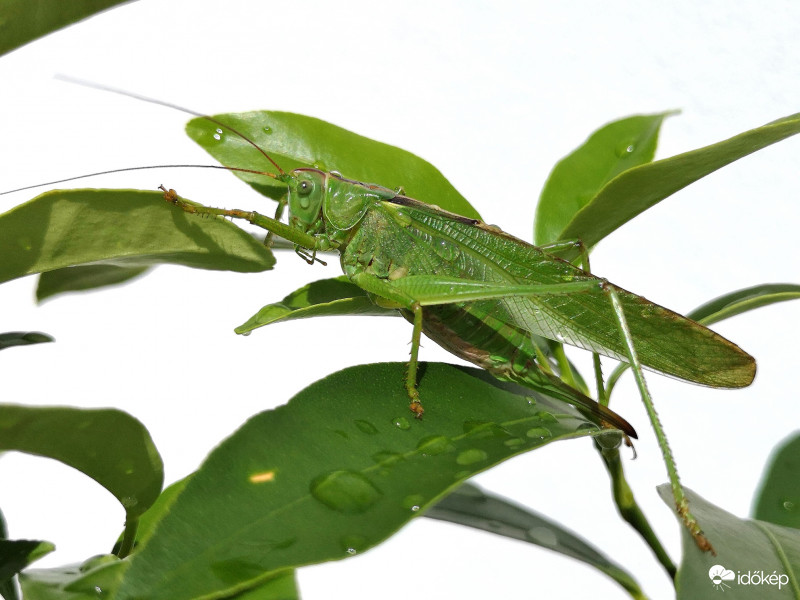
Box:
(154, 127, 753, 552)
(7, 85, 757, 552)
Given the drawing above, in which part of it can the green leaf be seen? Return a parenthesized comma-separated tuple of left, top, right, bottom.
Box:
(0, 508, 55, 600)
(0, 0, 130, 57)
(0, 332, 53, 351)
(235, 276, 396, 334)
(19, 559, 124, 600)
(426, 483, 645, 598)
(116, 362, 606, 600)
(658, 485, 800, 598)
(185, 111, 482, 220)
(558, 113, 800, 250)
(534, 112, 674, 246)
(0, 405, 163, 519)
(752, 432, 800, 530)
(0, 540, 55, 588)
(687, 283, 800, 326)
(0, 189, 275, 285)
(36, 265, 150, 302)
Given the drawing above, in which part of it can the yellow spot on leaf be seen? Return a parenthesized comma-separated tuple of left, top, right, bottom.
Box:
(249, 470, 276, 483)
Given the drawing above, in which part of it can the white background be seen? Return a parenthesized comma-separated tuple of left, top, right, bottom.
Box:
(1, 1, 799, 598)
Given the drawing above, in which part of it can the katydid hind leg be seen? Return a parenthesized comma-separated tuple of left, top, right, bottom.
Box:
(604, 282, 714, 554)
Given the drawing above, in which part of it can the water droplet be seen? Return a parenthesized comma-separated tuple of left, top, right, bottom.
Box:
(394, 186, 406, 195)
(554, 332, 566, 343)
(526, 526, 558, 547)
(403, 494, 425, 511)
(503, 437, 525, 449)
(330, 170, 342, 177)
(354, 419, 379, 434)
(783, 500, 796, 511)
(615, 141, 636, 157)
(392, 416, 411, 430)
(340, 534, 367, 555)
(433, 238, 461, 261)
(372, 450, 404, 466)
(310, 471, 382, 514)
(416, 435, 455, 456)
(526, 396, 537, 406)
(215, 128, 223, 134)
(213, 133, 222, 141)
(241, 331, 252, 337)
(119, 496, 138, 508)
(534, 411, 559, 424)
(526, 427, 551, 440)
(262, 125, 272, 134)
(456, 448, 488, 466)
(595, 430, 622, 449)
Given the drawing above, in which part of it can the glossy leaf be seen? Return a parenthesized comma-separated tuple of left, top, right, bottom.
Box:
(558, 113, 800, 250)
(235, 276, 396, 334)
(0, 0, 130, 57)
(426, 483, 645, 598)
(185, 111, 482, 220)
(0, 405, 163, 519)
(658, 485, 800, 598)
(116, 363, 607, 600)
(0, 332, 53, 351)
(534, 112, 673, 245)
(752, 432, 800, 530)
(0, 189, 275, 285)
(36, 265, 150, 302)
(19, 559, 125, 600)
(687, 283, 800, 326)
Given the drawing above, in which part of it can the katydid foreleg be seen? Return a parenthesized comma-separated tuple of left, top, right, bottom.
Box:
(160, 186, 330, 255)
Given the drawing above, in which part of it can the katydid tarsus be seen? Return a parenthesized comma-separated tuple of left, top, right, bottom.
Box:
(7, 88, 757, 554)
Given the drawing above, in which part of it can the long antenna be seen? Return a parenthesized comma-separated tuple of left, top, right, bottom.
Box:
(55, 75, 286, 176)
(0, 164, 275, 197)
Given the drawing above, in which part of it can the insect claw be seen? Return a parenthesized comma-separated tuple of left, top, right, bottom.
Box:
(409, 400, 425, 419)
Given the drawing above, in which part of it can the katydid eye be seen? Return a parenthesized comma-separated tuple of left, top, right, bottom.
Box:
(298, 180, 314, 196)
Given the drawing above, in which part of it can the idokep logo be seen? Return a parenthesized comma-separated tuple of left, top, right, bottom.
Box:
(708, 565, 735, 591)
(708, 564, 790, 592)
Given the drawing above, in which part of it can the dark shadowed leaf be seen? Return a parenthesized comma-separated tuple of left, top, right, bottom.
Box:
(235, 276, 396, 334)
(658, 485, 800, 598)
(0, 0, 131, 57)
(116, 363, 611, 600)
(534, 112, 673, 245)
(0, 405, 163, 519)
(185, 111, 481, 220)
(36, 265, 150, 302)
(752, 432, 800, 530)
(0, 332, 53, 352)
(426, 483, 645, 598)
(0, 189, 274, 285)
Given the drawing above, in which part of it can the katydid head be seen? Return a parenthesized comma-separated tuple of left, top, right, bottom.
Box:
(287, 168, 327, 234)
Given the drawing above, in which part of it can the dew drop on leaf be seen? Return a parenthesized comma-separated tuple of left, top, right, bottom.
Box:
(310, 470, 382, 514)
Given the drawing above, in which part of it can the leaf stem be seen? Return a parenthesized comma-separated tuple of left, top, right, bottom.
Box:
(599, 445, 676, 580)
(117, 516, 139, 559)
